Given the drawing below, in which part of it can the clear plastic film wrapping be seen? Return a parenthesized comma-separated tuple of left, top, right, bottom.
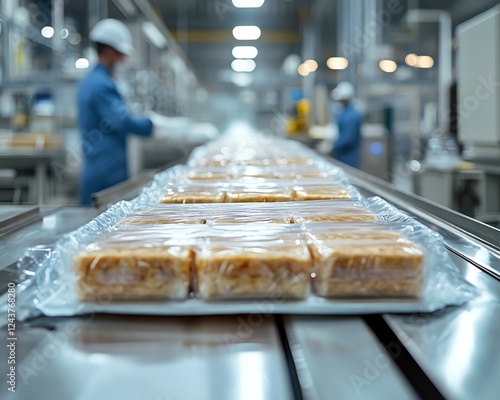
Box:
(3, 134, 480, 320)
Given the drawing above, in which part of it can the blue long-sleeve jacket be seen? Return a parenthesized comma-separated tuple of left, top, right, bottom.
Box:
(77, 64, 153, 205)
(331, 104, 362, 168)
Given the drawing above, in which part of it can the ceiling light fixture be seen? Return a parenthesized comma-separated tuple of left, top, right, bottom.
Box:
(379, 59, 398, 73)
(298, 63, 310, 76)
(232, 26, 261, 40)
(416, 55, 434, 68)
(232, 46, 258, 59)
(41, 26, 54, 38)
(326, 57, 349, 70)
(405, 53, 418, 66)
(232, 0, 265, 8)
(75, 58, 90, 69)
(304, 59, 318, 72)
(231, 59, 256, 72)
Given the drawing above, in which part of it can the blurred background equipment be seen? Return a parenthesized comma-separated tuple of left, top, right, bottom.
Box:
(0, 0, 497, 224)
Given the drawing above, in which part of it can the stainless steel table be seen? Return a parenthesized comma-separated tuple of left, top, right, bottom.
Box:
(1, 160, 500, 400)
(0, 150, 64, 204)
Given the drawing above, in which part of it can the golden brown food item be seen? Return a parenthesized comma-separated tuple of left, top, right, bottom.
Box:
(186, 170, 232, 181)
(309, 234, 424, 298)
(293, 187, 352, 201)
(195, 244, 312, 299)
(279, 172, 327, 179)
(308, 230, 402, 242)
(210, 216, 291, 224)
(160, 191, 226, 204)
(74, 246, 192, 301)
(225, 190, 294, 203)
(293, 213, 377, 223)
(192, 159, 228, 167)
(280, 158, 314, 166)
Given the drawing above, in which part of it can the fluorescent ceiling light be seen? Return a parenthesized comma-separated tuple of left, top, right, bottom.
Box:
(298, 63, 310, 76)
(41, 26, 54, 38)
(231, 59, 256, 72)
(327, 57, 348, 70)
(232, 46, 258, 59)
(232, 26, 261, 40)
(304, 59, 318, 72)
(379, 59, 397, 73)
(415, 55, 434, 68)
(405, 53, 418, 66)
(232, 0, 265, 8)
(142, 22, 167, 49)
(75, 58, 90, 69)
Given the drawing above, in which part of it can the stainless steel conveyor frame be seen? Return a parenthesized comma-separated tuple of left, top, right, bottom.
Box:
(0, 158, 499, 400)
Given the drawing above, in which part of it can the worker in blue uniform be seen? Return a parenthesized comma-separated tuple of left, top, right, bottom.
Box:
(77, 19, 153, 205)
(330, 82, 363, 168)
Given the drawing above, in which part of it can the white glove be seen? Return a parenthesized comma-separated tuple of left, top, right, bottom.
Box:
(145, 111, 190, 139)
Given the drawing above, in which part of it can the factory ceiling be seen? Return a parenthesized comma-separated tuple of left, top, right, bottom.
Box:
(149, 0, 499, 90)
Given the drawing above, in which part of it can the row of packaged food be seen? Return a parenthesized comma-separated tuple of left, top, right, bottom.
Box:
(160, 183, 356, 204)
(72, 134, 426, 303)
(122, 201, 378, 224)
(187, 134, 320, 168)
(75, 223, 424, 301)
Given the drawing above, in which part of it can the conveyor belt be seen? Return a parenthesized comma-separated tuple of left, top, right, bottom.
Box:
(1, 159, 500, 399)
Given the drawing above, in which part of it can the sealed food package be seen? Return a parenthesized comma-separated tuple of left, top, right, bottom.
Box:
(231, 166, 280, 179)
(209, 214, 292, 224)
(121, 206, 206, 224)
(123, 216, 204, 224)
(75, 246, 192, 300)
(160, 186, 226, 204)
(293, 210, 377, 223)
(231, 165, 341, 181)
(73, 225, 208, 301)
(307, 226, 424, 298)
(122, 204, 208, 225)
(293, 184, 353, 201)
(186, 167, 232, 181)
(291, 200, 378, 223)
(195, 234, 312, 300)
(225, 181, 295, 203)
(225, 189, 294, 203)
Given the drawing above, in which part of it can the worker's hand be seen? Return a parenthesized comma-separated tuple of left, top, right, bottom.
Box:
(145, 110, 165, 128)
(145, 111, 191, 139)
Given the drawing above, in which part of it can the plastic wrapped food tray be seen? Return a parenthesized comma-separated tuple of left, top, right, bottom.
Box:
(10, 197, 479, 320)
(3, 133, 480, 320)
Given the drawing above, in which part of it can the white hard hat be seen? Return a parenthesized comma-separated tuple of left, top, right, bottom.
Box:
(90, 19, 134, 56)
(332, 82, 355, 101)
